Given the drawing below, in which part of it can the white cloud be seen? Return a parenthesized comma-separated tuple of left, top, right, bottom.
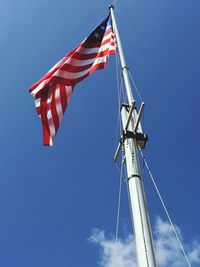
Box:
(89, 217, 200, 267)
(89, 228, 137, 267)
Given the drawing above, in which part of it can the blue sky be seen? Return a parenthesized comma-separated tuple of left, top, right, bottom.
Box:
(0, 0, 200, 266)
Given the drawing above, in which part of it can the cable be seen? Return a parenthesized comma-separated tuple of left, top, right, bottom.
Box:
(114, 53, 124, 152)
(116, 53, 126, 103)
(114, 53, 120, 149)
(127, 69, 146, 135)
(128, 70, 143, 103)
(139, 149, 192, 267)
(114, 160, 123, 243)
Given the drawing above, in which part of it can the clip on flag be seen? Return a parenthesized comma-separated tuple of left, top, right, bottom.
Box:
(28, 15, 117, 146)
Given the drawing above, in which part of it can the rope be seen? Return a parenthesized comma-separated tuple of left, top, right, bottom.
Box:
(121, 71, 126, 103)
(114, 53, 120, 149)
(124, 164, 136, 235)
(139, 149, 192, 267)
(114, 53, 124, 152)
(127, 69, 146, 134)
(128, 70, 143, 103)
(114, 160, 123, 243)
(116, 53, 126, 103)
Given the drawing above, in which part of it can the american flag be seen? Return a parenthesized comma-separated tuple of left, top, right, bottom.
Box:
(29, 15, 116, 146)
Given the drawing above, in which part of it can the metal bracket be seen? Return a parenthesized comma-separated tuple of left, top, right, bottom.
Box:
(113, 101, 135, 162)
(122, 66, 129, 71)
(113, 131, 148, 162)
(134, 102, 145, 132)
(127, 174, 141, 181)
(113, 101, 147, 163)
(113, 135, 123, 162)
(125, 101, 135, 131)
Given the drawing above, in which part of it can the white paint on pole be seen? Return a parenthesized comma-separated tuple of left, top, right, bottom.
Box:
(110, 5, 157, 267)
(109, 6, 133, 106)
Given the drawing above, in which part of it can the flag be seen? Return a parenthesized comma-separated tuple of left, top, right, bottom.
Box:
(28, 15, 117, 146)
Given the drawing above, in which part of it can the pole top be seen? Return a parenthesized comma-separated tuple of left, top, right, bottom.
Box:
(109, 5, 114, 10)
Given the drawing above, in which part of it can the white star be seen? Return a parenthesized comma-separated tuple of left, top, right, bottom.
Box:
(100, 25, 105, 30)
(94, 32, 100, 38)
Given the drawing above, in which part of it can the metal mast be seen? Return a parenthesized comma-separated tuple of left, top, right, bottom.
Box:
(110, 6, 157, 267)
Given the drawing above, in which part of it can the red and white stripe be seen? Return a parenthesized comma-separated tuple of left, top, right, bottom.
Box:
(29, 16, 117, 146)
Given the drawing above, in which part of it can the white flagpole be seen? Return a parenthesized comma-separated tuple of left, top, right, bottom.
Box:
(110, 5, 157, 267)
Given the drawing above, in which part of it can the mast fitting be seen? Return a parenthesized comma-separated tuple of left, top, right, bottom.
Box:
(127, 174, 142, 181)
(122, 66, 129, 71)
(109, 5, 114, 10)
(123, 131, 148, 150)
(113, 131, 148, 162)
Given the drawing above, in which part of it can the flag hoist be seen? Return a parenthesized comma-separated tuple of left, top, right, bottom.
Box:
(28, 6, 157, 267)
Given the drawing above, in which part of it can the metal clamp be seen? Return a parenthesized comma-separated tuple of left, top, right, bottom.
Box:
(127, 174, 141, 181)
